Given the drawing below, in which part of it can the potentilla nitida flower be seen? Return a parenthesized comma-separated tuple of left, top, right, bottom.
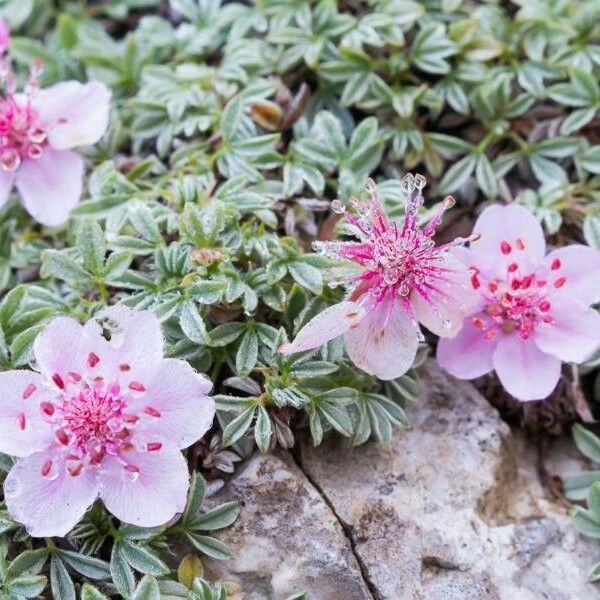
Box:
(0, 306, 215, 537)
(437, 204, 600, 401)
(0, 27, 110, 226)
(279, 175, 479, 379)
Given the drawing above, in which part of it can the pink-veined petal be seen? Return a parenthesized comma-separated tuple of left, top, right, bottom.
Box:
(344, 296, 419, 380)
(0, 169, 15, 209)
(33, 80, 111, 150)
(544, 245, 600, 305)
(33, 316, 117, 386)
(4, 452, 99, 537)
(534, 300, 600, 363)
(436, 318, 495, 380)
(83, 305, 164, 381)
(16, 149, 83, 226)
(134, 358, 214, 449)
(411, 252, 478, 338)
(98, 446, 189, 528)
(492, 334, 561, 402)
(33, 317, 85, 375)
(279, 301, 364, 354)
(471, 204, 545, 267)
(0, 370, 52, 457)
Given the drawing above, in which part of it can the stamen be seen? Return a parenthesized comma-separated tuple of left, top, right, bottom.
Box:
(40, 401, 55, 417)
(128, 381, 146, 393)
(55, 428, 69, 445)
(22, 383, 36, 399)
(52, 373, 65, 389)
(144, 406, 161, 418)
(68, 463, 84, 477)
(41, 458, 53, 478)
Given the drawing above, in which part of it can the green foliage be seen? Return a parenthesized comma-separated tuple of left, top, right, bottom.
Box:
(0, 472, 237, 598)
(3, 0, 600, 594)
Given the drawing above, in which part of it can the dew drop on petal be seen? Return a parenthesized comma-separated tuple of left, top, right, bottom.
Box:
(331, 199, 345, 214)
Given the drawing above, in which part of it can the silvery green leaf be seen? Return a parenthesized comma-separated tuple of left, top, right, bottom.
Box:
(50, 557, 76, 600)
(132, 575, 160, 600)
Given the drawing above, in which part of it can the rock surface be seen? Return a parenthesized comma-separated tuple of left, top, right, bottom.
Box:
(203, 451, 372, 600)
(204, 362, 600, 599)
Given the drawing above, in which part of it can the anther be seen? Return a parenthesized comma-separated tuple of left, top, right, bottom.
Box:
(22, 383, 36, 399)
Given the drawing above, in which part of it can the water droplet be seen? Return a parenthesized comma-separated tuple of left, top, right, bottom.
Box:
(414, 174, 427, 190)
(331, 199, 345, 214)
(401, 173, 415, 194)
(442, 319, 452, 329)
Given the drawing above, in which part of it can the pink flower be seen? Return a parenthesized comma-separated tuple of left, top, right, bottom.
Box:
(437, 204, 600, 401)
(0, 59, 111, 226)
(279, 175, 478, 380)
(0, 306, 214, 537)
(0, 19, 10, 55)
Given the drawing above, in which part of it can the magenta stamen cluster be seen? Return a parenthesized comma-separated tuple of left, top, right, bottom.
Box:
(22, 355, 164, 483)
(469, 248, 566, 342)
(282, 174, 477, 381)
(0, 60, 46, 173)
(316, 175, 475, 313)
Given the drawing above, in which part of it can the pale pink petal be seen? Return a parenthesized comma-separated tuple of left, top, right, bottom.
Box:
(411, 252, 478, 338)
(98, 446, 189, 527)
(471, 204, 545, 266)
(16, 149, 83, 226)
(279, 301, 364, 354)
(0, 371, 52, 457)
(83, 305, 165, 383)
(34, 316, 124, 389)
(0, 169, 15, 209)
(344, 296, 419, 380)
(437, 318, 495, 379)
(4, 452, 99, 537)
(544, 245, 600, 305)
(33, 317, 85, 375)
(33, 81, 111, 150)
(134, 359, 214, 449)
(534, 300, 600, 363)
(492, 334, 561, 401)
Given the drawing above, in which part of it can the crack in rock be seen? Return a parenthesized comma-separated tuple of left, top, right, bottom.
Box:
(290, 447, 378, 600)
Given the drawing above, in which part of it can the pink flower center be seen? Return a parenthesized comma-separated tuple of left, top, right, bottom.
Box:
(315, 174, 476, 311)
(470, 244, 566, 341)
(0, 58, 46, 172)
(26, 361, 163, 481)
(0, 96, 46, 172)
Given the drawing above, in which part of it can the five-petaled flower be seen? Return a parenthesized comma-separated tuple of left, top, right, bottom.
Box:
(437, 204, 600, 401)
(0, 27, 111, 226)
(0, 306, 215, 537)
(279, 175, 478, 380)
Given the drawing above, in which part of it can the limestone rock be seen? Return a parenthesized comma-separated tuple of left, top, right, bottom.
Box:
(298, 361, 600, 600)
(204, 361, 600, 599)
(202, 451, 372, 600)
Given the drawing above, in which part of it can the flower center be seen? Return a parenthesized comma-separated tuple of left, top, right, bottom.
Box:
(470, 247, 566, 341)
(315, 175, 473, 307)
(22, 358, 164, 481)
(0, 97, 46, 172)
